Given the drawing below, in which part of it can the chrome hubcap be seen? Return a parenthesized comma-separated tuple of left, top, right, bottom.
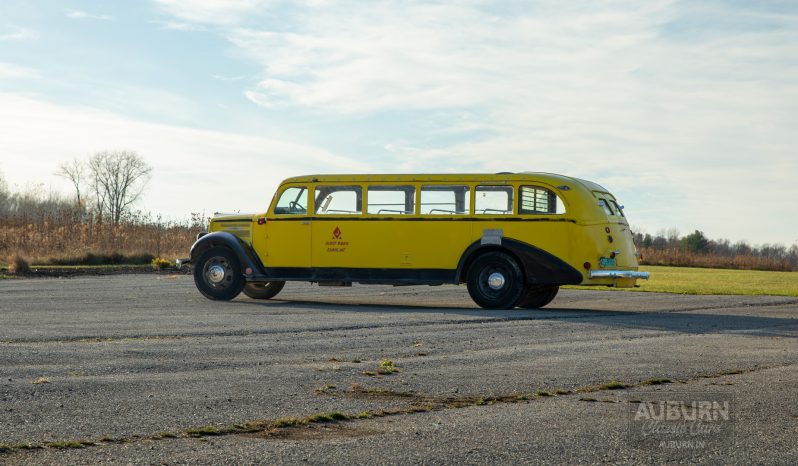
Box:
(487, 272, 506, 290)
(207, 265, 226, 284)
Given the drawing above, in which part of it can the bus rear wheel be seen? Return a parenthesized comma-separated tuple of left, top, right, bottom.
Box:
(517, 285, 559, 309)
(243, 281, 286, 300)
(466, 251, 526, 310)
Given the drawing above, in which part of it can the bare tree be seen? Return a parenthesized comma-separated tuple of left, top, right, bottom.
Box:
(0, 172, 8, 215)
(88, 150, 152, 224)
(55, 158, 86, 208)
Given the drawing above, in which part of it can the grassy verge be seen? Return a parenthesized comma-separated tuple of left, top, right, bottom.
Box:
(0, 263, 179, 278)
(25, 264, 152, 270)
(567, 265, 798, 297)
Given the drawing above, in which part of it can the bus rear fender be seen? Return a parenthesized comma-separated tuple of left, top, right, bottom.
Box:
(456, 238, 583, 286)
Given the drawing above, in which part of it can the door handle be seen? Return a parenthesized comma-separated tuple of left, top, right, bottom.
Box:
(301, 220, 310, 225)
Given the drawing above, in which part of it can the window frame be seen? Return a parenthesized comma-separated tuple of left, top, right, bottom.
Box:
(419, 184, 471, 216)
(474, 184, 515, 215)
(597, 198, 615, 216)
(313, 184, 364, 216)
(608, 199, 625, 218)
(272, 185, 310, 216)
(365, 184, 417, 216)
(518, 185, 565, 215)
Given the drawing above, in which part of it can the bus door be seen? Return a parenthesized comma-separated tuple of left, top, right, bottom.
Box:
(253, 184, 311, 268)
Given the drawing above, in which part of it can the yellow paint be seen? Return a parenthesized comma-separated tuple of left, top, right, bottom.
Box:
(209, 172, 644, 287)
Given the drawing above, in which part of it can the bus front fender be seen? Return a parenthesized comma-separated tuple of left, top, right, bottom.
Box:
(189, 231, 265, 278)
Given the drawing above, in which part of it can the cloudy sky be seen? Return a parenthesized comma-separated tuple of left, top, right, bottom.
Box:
(1, 0, 796, 245)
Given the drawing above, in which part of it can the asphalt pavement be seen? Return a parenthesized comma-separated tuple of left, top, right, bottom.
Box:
(0, 275, 796, 464)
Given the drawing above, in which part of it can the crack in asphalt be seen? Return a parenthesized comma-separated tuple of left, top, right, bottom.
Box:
(2, 361, 795, 457)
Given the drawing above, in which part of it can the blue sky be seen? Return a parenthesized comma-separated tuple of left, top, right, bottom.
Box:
(1, 0, 797, 245)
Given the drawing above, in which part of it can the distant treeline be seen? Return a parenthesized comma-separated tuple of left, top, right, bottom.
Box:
(635, 230, 798, 272)
(0, 176, 202, 264)
(2, 174, 796, 270)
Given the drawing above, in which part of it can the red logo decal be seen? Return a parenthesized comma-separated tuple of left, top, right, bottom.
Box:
(332, 226, 342, 239)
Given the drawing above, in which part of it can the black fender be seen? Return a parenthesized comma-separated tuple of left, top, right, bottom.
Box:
(456, 238, 583, 285)
(189, 231, 265, 278)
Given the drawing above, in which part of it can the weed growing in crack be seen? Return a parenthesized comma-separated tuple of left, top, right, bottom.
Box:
(184, 426, 221, 437)
(642, 378, 672, 386)
(314, 384, 337, 394)
(45, 441, 85, 449)
(362, 359, 400, 377)
(307, 412, 349, 423)
(378, 359, 399, 374)
(272, 418, 307, 428)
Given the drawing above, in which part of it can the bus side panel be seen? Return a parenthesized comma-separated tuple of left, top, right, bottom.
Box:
(406, 220, 472, 270)
(310, 219, 471, 271)
(311, 219, 371, 268)
(475, 221, 573, 259)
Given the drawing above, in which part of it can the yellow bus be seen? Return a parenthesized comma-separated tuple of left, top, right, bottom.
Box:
(188, 173, 648, 309)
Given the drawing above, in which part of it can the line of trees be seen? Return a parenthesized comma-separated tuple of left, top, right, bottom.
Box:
(56, 150, 152, 224)
(634, 229, 798, 271)
(0, 153, 204, 263)
(0, 175, 81, 223)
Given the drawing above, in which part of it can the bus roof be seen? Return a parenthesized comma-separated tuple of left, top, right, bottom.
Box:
(280, 172, 608, 192)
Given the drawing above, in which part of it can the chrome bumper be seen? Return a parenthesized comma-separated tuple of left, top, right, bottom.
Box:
(589, 270, 650, 280)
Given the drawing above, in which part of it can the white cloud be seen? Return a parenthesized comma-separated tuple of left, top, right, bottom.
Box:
(111, 1, 798, 243)
(0, 93, 370, 219)
(149, 20, 206, 31)
(212, 74, 247, 81)
(152, 0, 271, 26)
(222, 2, 677, 115)
(0, 26, 37, 41)
(0, 62, 39, 79)
(65, 10, 115, 21)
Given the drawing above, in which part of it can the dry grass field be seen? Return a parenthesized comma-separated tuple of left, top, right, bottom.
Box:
(0, 218, 199, 265)
(640, 247, 796, 272)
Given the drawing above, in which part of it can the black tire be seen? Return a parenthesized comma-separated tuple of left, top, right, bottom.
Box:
(243, 281, 286, 300)
(193, 246, 245, 301)
(518, 285, 559, 309)
(466, 251, 526, 309)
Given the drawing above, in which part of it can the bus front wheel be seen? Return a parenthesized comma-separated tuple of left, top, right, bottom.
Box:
(193, 246, 245, 301)
(466, 251, 526, 310)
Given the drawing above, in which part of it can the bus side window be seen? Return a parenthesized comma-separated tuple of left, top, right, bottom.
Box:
(420, 185, 470, 215)
(273, 186, 308, 215)
(597, 199, 614, 216)
(367, 185, 416, 214)
(609, 200, 625, 217)
(315, 186, 363, 215)
(475, 186, 513, 215)
(519, 186, 566, 214)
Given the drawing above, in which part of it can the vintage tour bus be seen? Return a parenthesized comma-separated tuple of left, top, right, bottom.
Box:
(188, 173, 649, 309)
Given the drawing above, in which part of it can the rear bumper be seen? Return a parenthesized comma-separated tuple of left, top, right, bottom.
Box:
(588, 270, 650, 280)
